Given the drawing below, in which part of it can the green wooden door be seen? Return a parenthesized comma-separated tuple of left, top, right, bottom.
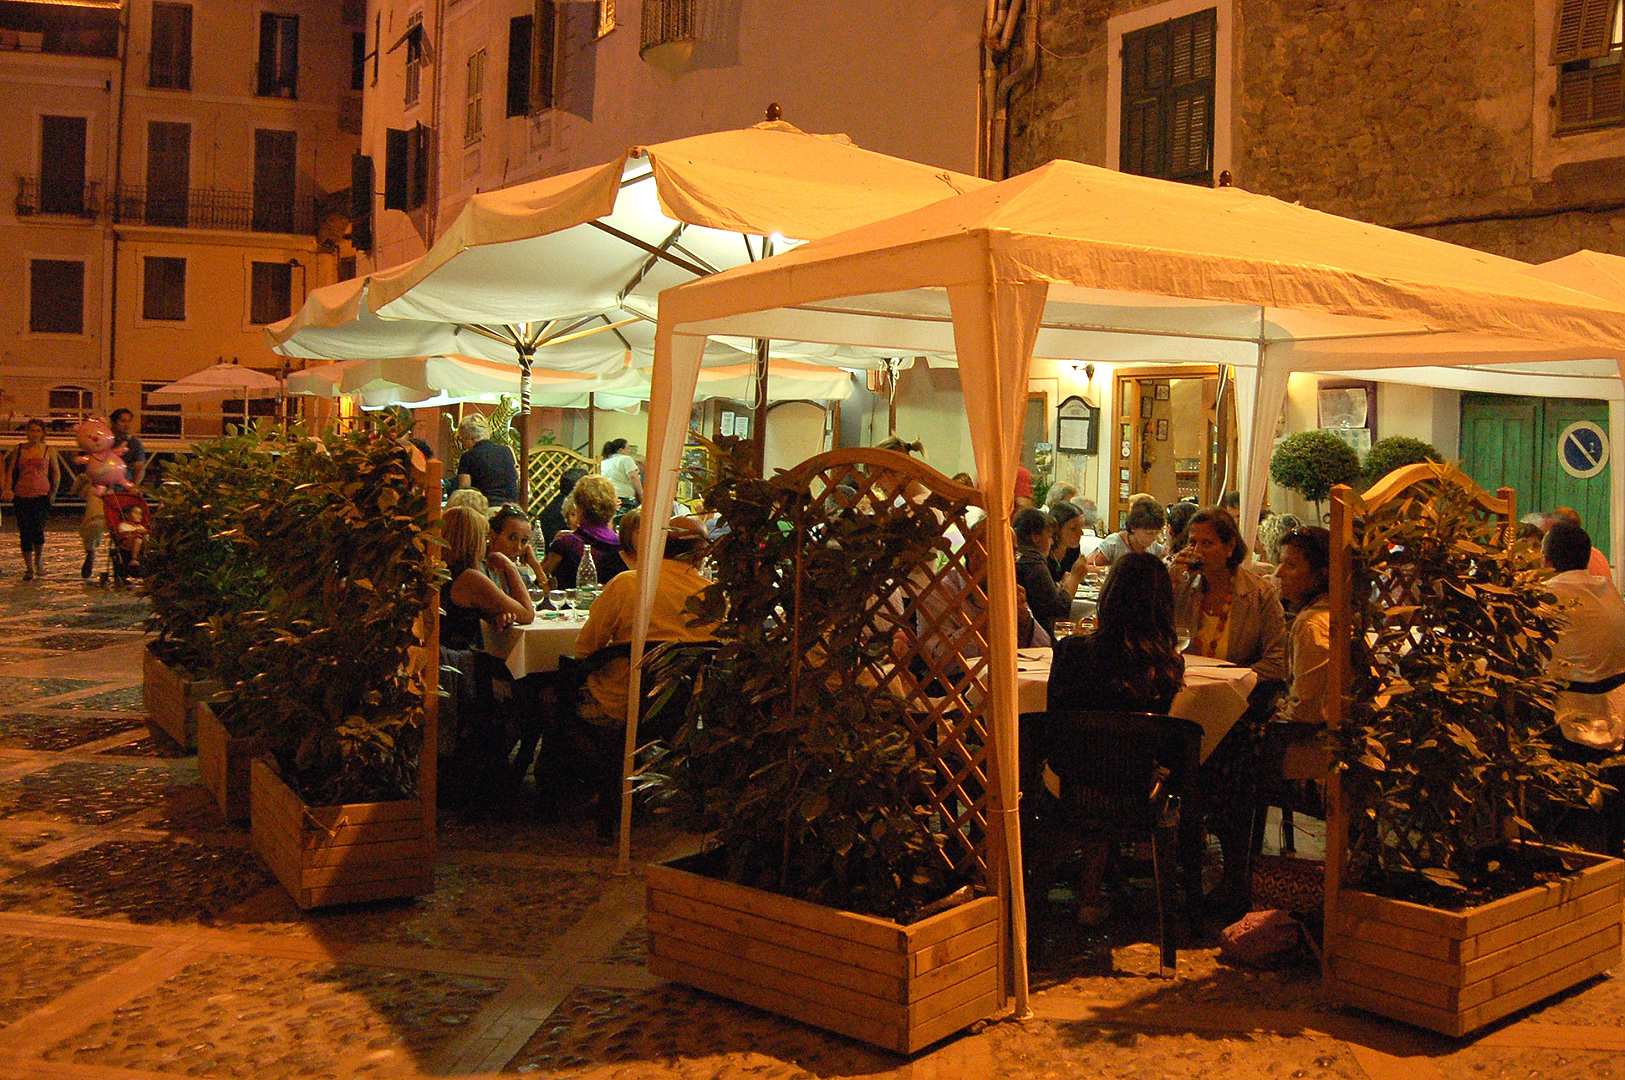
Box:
(1458, 393, 1611, 558)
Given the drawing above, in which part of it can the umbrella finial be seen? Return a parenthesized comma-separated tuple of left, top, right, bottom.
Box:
(765, 102, 781, 122)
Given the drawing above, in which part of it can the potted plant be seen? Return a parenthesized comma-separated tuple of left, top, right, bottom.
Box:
(1270, 429, 1360, 523)
(142, 428, 269, 750)
(222, 422, 442, 909)
(1358, 435, 1441, 489)
(640, 443, 1003, 1054)
(1325, 463, 1623, 1036)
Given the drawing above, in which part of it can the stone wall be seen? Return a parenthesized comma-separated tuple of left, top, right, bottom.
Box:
(1008, 0, 1625, 260)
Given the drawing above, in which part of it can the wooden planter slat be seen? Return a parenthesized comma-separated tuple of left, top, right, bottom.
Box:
(647, 888, 906, 978)
(647, 859, 1003, 1054)
(195, 703, 274, 822)
(1329, 849, 1625, 1036)
(142, 647, 218, 750)
(251, 759, 431, 910)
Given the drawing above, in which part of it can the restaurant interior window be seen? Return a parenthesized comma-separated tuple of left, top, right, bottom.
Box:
(1554, 0, 1625, 130)
(149, 3, 192, 90)
(1120, 7, 1216, 184)
(39, 114, 87, 215)
(249, 261, 293, 324)
(48, 386, 93, 425)
(257, 12, 299, 98)
(29, 259, 84, 334)
(141, 381, 183, 437)
(465, 48, 485, 143)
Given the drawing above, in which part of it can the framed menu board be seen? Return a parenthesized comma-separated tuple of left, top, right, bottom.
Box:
(1057, 395, 1099, 454)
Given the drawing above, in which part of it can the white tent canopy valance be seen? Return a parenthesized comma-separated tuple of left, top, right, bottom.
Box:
(638, 161, 1625, 1014)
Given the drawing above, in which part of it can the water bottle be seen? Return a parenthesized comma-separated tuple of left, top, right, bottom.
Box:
(577, 542, 599, 606)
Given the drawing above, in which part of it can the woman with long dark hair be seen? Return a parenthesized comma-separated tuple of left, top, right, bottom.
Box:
(1047, 552, 1184, 714)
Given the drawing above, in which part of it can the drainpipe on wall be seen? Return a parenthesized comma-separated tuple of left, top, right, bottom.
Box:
(990, 0, 1036, 181)
(103, 4, 131, 405)
(427, 0, 447, 244)
(979, 0, 1009, 179)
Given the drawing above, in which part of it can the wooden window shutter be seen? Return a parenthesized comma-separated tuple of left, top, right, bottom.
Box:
(1169, 89, 1213, 179)
(383, 127, 408, 210)
(350, 153, 374, 250)
(409, 123, 429, 210)
(1121, 98, 1161, 175)
(530, 0, 557, 112)
(507, 16, 533, 116)
(1559, 64, 1625, 126)
(1553, 0, 1616, 63)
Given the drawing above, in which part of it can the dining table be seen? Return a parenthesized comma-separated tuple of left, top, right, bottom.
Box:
(1016, 649, 1258, 761)
(483, 612, 587, 679)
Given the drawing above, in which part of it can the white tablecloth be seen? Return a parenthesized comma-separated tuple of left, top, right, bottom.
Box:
(483, 616, 586, 679)
(1018, 650, 1258, 761)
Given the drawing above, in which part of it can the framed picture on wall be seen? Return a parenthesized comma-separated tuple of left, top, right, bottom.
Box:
(1156, 419, 1169, 441)
(1155, 383, 1171, 400)
(1056, 395, 1099, 454)
(1140, 397, 1154, 419)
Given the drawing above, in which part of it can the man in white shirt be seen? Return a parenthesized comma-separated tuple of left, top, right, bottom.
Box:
(1544, 521, 1625, 855)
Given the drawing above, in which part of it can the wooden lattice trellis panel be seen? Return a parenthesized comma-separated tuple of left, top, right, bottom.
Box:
(525, 445, 597, 518)
(775, 449, 998, 883)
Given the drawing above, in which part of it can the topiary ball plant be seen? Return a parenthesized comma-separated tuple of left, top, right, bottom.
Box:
(1270, 429, 1361, 520)
(1360, 435, 1441, 489)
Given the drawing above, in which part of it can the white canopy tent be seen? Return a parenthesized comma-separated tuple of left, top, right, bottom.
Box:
(1241, 249, 1625, 582)
(639, 160, 1625, 1013)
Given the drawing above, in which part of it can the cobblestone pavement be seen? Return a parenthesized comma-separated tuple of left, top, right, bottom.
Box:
(0, 517, 1622, 1079)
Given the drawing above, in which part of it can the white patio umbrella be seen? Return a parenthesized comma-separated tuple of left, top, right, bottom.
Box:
(642, 159, 1625, 1015)
(147, 361, 284, 427)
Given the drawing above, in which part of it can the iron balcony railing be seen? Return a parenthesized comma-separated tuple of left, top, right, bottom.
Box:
(113, 184, 317, 235)
(15, 176, 102, 219)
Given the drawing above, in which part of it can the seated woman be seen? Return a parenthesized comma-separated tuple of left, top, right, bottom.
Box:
(1169, 505, 1288, 920)
(439, 506, 534, 808)
(1048, 501, 1088, 581)
(1044, 552, 1184, 925)
(541, 475, 628, 588)
(1273, 525, 1331, 725)
(1090, 499, 1166, 567)
(1047, 552, 1184, 715)
(1014, 507, 1088, 640)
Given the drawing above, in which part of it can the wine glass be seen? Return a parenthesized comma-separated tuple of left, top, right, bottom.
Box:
(564, 587, 580, 615)
(1176, 627, 1192, 653)
(548, 588, 567, 612)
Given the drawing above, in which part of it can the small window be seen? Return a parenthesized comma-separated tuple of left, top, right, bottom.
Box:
(465, 48, 486, 144)
(1554, 0, 1625, 130)
(143, 256, 186, 321)
(351, 31, 366, 91)
(257, 12, 299, 98)
(149, 3, 192, 90)
(30, 259, 84, 334)
(404, 13, 423, 108)
(39, 115, 87, 216)
(141, 382, 182, 437)
(507, 15, 533, 117)
(249, 261, 293, 324)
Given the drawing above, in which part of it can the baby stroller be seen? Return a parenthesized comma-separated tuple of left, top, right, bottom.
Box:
(102, 490, 151, 586)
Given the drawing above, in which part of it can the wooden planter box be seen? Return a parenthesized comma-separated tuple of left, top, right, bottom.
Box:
(141, 646, 218, 750)
(647, 857, 1003, 1054)
(195, 703, 274, 823)
(250, 759, 433, 910)
(1329, 849, 1624, 1037)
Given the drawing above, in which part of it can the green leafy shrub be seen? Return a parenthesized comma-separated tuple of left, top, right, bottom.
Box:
(143, 427, 273, 674)
(210, 421, 440, 805)
(642, 441, 978, 922)
(1360, 435, 1442, 488)
(1336, 464, 1606, 905)
(1270, 430, 1361, 517)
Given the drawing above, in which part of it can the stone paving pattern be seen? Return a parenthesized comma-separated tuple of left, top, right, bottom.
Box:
(0, 518, 1621, 1079)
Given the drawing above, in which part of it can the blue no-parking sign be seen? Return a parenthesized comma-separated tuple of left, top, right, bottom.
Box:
(1558, 421, 1610, 480)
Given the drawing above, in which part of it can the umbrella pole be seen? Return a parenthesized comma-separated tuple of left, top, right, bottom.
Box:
(518, 347, 533, 510)
(750, 337, 769, 477)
